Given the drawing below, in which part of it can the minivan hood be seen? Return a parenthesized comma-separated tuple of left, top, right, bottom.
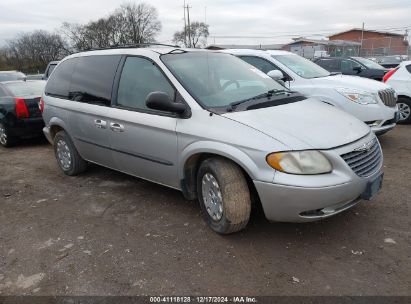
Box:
(222, 98, 370, 150)
(313, 74, 390, 92)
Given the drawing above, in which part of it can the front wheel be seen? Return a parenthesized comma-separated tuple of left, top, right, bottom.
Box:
(53, 130, 88, 176)
(197, 157, 251, 234)
(397, 98, 411, 124)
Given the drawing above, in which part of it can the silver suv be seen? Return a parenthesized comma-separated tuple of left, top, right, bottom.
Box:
(42, 47, 384, 234)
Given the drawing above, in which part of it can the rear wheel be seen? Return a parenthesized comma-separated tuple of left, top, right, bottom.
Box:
(0, 123, 16, 148)
(397, 97, 411, 124)
(197, 157, 251, 234)
(54, 130, 87, 176)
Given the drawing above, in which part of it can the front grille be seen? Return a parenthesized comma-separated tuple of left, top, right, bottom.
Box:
(378, 88, 397, 107)
(341, 138, 382, 177)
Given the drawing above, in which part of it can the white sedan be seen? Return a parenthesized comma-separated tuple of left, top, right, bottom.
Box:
(384, 61, 411, 124)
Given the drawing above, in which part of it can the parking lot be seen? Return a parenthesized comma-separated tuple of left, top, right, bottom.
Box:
(0, 126, 410, 296)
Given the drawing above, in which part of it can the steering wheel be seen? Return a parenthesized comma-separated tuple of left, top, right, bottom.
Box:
(222, 80, 240, 91)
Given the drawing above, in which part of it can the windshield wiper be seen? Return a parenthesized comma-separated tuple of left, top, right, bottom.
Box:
(226, 89, 288, 112)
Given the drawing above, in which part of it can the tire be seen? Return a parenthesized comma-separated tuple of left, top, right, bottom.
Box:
(0, 122, 16, 148)
(53, 130, 87, 176)
(397, 98, 411, 124)
(197, 157, 251, 234)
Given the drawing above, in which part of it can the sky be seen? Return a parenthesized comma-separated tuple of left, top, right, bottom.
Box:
(0, 0, 410, 46)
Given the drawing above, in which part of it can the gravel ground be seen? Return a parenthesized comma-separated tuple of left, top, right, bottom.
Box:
(0, 126, 410, 296)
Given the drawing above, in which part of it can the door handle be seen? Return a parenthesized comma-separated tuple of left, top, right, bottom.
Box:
(110, 122, 124, 132)
(94, 119, 107, 129)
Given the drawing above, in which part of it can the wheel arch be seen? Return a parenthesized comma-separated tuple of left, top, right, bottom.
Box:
(179, 142, 260, 201)
(48, 117, 69, 140)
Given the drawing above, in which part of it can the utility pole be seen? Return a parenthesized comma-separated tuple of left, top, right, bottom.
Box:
(204, 6, 208, 46)
(183, 1, 187, 47)
(186, 4, 192, 48)
(360, 22, 365, 56)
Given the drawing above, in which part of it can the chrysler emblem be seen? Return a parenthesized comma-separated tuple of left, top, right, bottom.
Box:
(354, 139, 375, 152)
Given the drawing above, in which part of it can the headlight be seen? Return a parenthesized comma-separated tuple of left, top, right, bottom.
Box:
(266, 151, 332, 175)
(335, 88, 377, 105)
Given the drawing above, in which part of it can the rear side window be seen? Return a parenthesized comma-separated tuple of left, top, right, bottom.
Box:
(69, 55, 121, 106)
(406, 65, 411, 73)
(45, 59, 77, 99)
(116, 57, 175, 111)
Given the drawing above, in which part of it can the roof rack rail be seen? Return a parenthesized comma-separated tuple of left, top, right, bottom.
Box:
(84, 43, 180, 51)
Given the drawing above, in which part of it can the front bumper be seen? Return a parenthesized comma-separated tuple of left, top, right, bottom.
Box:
(254, 132, 383, 222)
(369, 110, 399, 135)
(254, 179, 368, 222)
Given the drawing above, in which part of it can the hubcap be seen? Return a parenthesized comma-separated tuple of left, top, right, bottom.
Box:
(56, 139, 72, 170)
(202, 173, 223, 221)
(398, 102, 410, 121)
(0, 124, 7, 145)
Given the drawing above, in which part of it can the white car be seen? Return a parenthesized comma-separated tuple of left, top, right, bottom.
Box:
(223, 49, 399, 135)
(383, 61, 411, 124)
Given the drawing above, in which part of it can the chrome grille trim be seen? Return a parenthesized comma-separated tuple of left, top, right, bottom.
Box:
(378, 88, 396, 107)
(341, 138, 382, 177)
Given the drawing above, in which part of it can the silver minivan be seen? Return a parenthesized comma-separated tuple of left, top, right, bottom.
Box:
(42, 47, 384, 234)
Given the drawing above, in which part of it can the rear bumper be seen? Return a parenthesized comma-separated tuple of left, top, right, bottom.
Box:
(8, 117, 45, 138)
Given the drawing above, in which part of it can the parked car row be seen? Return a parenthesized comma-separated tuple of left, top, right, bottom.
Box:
(1, 46, 409, 234)
(224, 49, 399, 134)
(0, 80, 46, 146)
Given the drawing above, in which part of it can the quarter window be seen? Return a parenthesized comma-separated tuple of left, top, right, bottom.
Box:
(117, 57, 175, 111)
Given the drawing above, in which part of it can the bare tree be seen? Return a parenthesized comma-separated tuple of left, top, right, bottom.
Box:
(115, 3, 162, 44)
(173, 22, 209, 48)
(0, 30, 68, 73)
(61, 2, 162, 51)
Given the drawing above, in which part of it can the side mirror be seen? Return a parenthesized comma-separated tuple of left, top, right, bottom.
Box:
(267, 70, 284, 80)
(146, 92, 187, 115)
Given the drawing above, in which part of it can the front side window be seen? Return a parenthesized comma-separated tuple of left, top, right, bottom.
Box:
(341, 59, 362, 72)
(240, 56, 278, 74)
(272, 54, 331, 79)
(406, 65, 411, 74)
(161, 52, 286, 108)
(117, 57, 175, 111)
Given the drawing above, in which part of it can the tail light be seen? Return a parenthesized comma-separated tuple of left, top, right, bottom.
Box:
(383, 67, 399, 83)
(39, 97, 45, 113)
(15, 98, 30, 118)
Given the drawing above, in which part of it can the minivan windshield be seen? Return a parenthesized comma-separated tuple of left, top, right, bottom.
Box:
(161, 52, 287, 108)
(272, 54, 331, 79)
(352, 57, 386, 70)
